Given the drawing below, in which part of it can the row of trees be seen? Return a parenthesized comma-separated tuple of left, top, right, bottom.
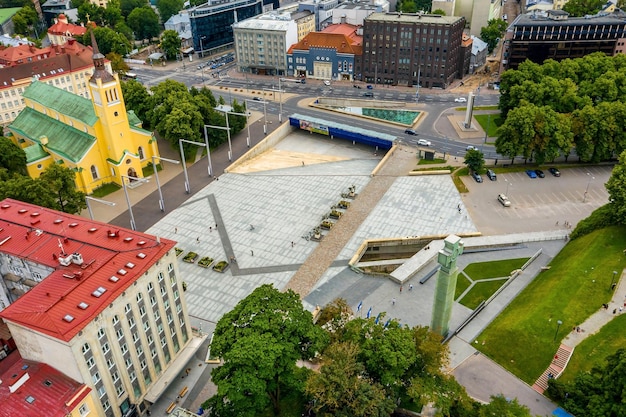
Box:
(204, 285, 537, 417)
(121, 79, 247, 154)
(0, 137, 86, 214)
(496, 54, 626, 164)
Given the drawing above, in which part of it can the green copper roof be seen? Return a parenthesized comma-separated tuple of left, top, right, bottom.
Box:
(23, 81, 98, 126)
(127, 110, 141, 127)
(24, 143, 50, 163)
(10, 107, 96, 163)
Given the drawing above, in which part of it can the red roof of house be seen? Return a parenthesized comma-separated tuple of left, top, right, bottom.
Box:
(288, 25, 363, 55)
(48, 14, 87, 38)
(0, 199, 176, 342)
(0, 351, 91, 417)
(0, 44, 55, 67)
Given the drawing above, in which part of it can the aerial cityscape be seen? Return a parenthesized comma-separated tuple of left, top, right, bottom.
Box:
(0, 0, 625, 416)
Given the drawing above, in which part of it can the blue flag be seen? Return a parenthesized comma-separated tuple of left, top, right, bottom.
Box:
(366, 307, 372, 319)
(357, 301, 363, 312)
(375, 313, 381, 324)
(384, 319, 391, 328)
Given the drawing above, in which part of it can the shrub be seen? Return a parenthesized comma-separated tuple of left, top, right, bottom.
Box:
(570, 204, 615, 240)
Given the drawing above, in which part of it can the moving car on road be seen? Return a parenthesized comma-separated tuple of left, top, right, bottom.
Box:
(466, 145, 477, 151)
(455, 97, 467, 103)
(323, 80, 331, 86)
(404, 129, 417, 135)
(417, 139, 431, 146)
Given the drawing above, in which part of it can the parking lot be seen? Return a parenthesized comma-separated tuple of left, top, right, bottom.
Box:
(462, 166, 613, 235)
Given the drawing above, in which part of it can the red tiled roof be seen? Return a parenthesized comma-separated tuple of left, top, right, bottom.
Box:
(0, 44, 54, 66)
(48, 20, 87, 38)
(0, 199, 176, 342)
(0, 351, 91, 417)
(288, 28, 363, 55)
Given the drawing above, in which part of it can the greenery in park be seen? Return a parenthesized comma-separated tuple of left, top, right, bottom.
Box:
(204, 284, 328, 417)
(0, 136, 27, 176)
(396, 0, 432, 13)
(205, 292, 537, 417)
(39, 164, 87, 214)
(121, 79, 247, 156)
(557, 315, 626, 383)
(464, 148, 485, 173)
(547, 349, 626, 417)
(454, 273, 472, 299)
(160, 30, 181, 61)
(91, 182, 120, 197)
(605, 150, 626, 225)
(479, 19, 507, 53)
(106, 51, 130, 74)
(11, 4, 38, 37)
(474, 114, 503, 138)
(127, 6, 161, 41)
(77, 0, 124, 28)
(81, 27, 131, 56)
(459, 279, 507, 309)
(475, 226, 626, 384)
(463, 258, 529, 280)
(497, 54, 626, 164)
(120, 0, 148, 18)
(157, 0, 184, 24)
(562, 0, 606, 16)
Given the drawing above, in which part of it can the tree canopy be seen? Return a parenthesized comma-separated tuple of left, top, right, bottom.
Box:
(160, 29, 181, 60)
(156, 0, 184, 24)
(207, 284, 328, 416)
(464, 149, 485, 173)
(497, 53, 626, 163)
(127, 6, 161, 41)
(562, 0, 605, 16)
(396, 0, 431, 13)
(479, 19, 507, 53)
(605, 150, 626, 224)
(0, 136, 27, 175)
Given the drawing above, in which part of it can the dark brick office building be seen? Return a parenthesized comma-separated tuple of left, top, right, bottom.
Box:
(360, 13, 469, 88)
(503, 10, 626, 70)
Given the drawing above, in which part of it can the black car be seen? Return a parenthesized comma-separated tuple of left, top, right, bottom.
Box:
(404, 129, 417, 135)
(471, 172, 483, 183)
(548, 167, 561, 177)
(486, 169, 497, 181)
(534, 169, 545, 178)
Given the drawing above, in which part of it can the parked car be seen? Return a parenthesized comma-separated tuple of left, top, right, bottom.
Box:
(455, 97, 467, 103)
(404, 129, 417, 135)
(253, 97, 263, 101)
(486, 169, 497, 181)
(471, 171, 483, 183)
(466, 145, 477, 151)
(548, 167, 561, 177)
(417, 139, 431, 146)
(498, 193, 511, 207)
(366, 85, 374, 89)
(323, 80, 331, 86)
(363, 92, 374, 97)
(526, 169, 537, 179)
(534, 169, 545, 178)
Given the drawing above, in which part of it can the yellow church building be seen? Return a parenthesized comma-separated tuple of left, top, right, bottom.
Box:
(7, 35, 159, 194)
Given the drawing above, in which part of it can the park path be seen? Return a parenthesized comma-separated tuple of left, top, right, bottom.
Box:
(283, 145, 418, 297)
(532, 269, 626, 393)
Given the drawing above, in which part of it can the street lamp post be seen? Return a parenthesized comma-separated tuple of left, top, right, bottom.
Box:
(204, 123, 232, 161)
(583, 173, 595, 202)
(610, 270, 618, 291)
(151, 155, 180, 212)
(553, 320, 563, 342)
(199, 35, 206, 58)
(202, 125, 214, 176)
(245, 99, 268, 137)
(505, 179, 512, 196)
(216, 109, 249, 156)
(85, 196, 115, 220)
(179, 139, 207, 193)
(121, 175, 149, 231)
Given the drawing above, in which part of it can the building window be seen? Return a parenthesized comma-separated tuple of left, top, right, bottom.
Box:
(137, 293, 143, 302)
(121, 343, 128, 354)
(97, 328, 105, 339)
(102, 342, 110, 354)
(150, 295, 157, 306)
(147, 282, 153, 291)
(91, 165, 98, 180)
(125, 304, 132, 313)
(115, 385, 125, 397)
(82, 343, 90, 354)
(138, 146, 145, 160)
(112, 315, 119, 325)
(92, 372, 101, 384)
(116, 329, 124, 340)
(133, 332, 139, 342)
(86, 357, 95, 368)
(98, 386, 106, 398)
(128, 317, 135, 328)
(139, 306, 146, 317)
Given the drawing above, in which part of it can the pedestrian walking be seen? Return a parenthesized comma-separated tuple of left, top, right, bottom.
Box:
(409, 284, 413, 291)
(250, 250, 254, 256)
(291, 241, 295, 247)
(392, 297, 396, 306)
(400, 285, 403, 293)
(555, 221, 559, 226)
(196, 237, 200, 243)
(215, 223, 218, 229)
(174, 227, 178, 233)
(209, 226, 212, 232)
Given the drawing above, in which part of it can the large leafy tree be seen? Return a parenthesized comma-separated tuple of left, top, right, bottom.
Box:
(12, 5, 38, 36)
(306, 342, 395, 417)
(547, 349, 626, 417)
(121, 79, 153, 126)
(605, 151, 626, 224)
(39, 164, 86, 214)
(106, 51, 130, 74)
(464, 149, 485, 173)
(478, 395, 535, 417)
(81, 27, 129, 56)
(156, 0, 184, 24)
(480, 19, 507, 53)
(160, 29, 181, 60)
(120, 0, 147, 17)
(0, 174, 58, 209)
(562, 0, 605, 16)
(0, 136, 27, 175)
(127, 6, 160, 41)
(396, 0, 431, 13)
(207, 284, 328, 417)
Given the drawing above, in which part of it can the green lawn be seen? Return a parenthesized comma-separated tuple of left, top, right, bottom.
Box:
(417, 158, 447, 165)
(90, 182, 121, 197)
(558, 314, 626, 383)
(455, 273, 472, 300)
(475, 226, 626, 384)
(459, 279, 507, 310)
(463, 258, 529, 280)
(475, 114, 503, 137)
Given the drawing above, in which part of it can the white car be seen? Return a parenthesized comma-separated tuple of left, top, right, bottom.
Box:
(417, 139, 431, 146)
(454, 97, 467, 103)
(498, 193, 511, 207)
(323, 80, 331, 86)
(466, 145, 477, 151)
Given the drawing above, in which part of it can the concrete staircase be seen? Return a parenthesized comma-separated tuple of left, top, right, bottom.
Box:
(532, 344, 573, 394)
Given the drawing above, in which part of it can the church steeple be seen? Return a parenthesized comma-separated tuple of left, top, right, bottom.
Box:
(89, 30, 114, 83)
